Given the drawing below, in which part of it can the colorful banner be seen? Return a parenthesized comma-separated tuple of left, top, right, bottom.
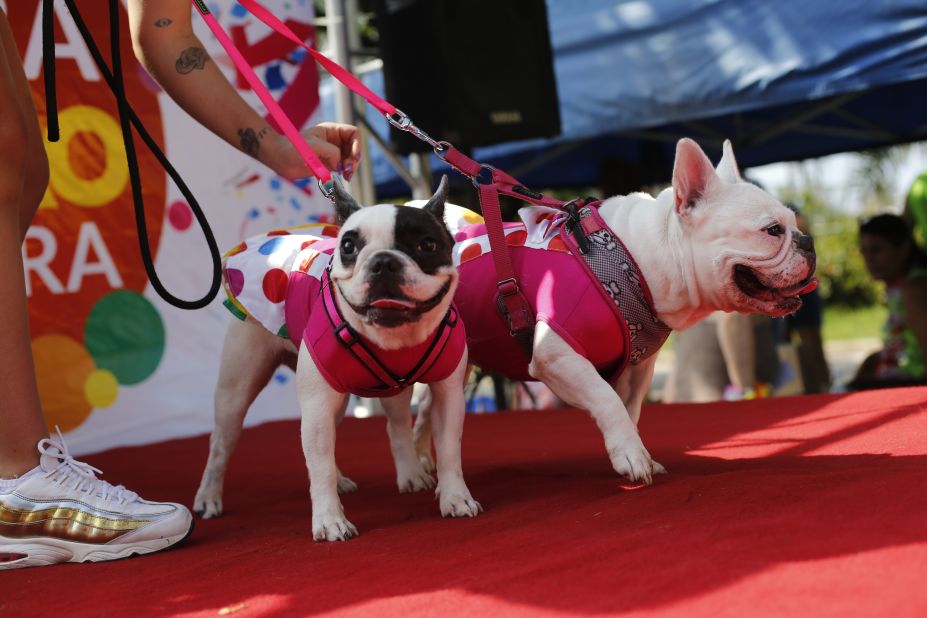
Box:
(11, 0, 330, 454)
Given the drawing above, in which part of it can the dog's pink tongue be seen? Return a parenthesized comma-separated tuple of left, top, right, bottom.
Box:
(370, 298, 415, 310)
(796, 278, 818, 295)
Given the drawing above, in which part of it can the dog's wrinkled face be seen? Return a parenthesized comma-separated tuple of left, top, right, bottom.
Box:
(329, 177, 457, 344)
(672, 139, 817, 317)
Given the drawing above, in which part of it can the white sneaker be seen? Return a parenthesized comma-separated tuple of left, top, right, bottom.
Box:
(0, 429, 193, 570)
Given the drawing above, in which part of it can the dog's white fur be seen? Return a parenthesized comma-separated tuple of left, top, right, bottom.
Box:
(194, 184, 480, 541)
(415, 138, 815, 485)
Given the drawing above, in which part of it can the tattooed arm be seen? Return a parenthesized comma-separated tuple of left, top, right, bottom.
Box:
(126, 0, 360, 180)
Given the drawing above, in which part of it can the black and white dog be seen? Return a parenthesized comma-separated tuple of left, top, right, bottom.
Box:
(194, 177, 480, 541)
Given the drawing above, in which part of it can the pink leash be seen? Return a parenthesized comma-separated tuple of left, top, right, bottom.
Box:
(193, 0, 577, 356)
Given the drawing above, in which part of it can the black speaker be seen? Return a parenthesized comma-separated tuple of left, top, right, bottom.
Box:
(376, 0, 561, 155)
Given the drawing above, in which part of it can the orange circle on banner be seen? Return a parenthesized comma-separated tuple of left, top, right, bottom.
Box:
(32, 335, 95, 432)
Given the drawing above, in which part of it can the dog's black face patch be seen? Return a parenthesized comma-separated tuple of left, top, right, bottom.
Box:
(338, 229, 366, 270)
(393, 206, 454, 274)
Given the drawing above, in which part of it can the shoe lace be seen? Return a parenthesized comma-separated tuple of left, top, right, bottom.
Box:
(39, 427, 139, 505)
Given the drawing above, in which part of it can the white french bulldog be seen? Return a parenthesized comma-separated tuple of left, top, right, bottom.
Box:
(194, 177, 480, 541)
(414, 138, 816, 485)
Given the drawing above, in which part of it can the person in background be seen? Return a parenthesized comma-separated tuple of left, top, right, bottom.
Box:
(0, 1, 360, 569)
(849, 214, 927, 389)
(662, 311, 779, 403)
(777, 207, 831, 394)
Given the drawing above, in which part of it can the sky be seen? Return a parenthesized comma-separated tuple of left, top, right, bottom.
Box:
(747, 145, 927, 216)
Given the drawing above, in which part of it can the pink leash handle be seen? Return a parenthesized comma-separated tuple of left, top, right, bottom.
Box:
(192, 0, 333, 186)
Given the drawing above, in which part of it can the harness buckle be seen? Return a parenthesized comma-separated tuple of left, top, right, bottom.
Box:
(334, 322, 358, 347)
(497, 278, 519, 297)
(564, 201, 590, 254)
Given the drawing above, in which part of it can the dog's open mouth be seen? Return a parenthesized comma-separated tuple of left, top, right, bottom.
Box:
(343, 280, 452, 327)
(368, 298, 416, 310)
(733, 264, 817, 312)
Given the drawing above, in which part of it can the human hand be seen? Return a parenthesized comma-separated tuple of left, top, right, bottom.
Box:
(264, 122, 362, 181)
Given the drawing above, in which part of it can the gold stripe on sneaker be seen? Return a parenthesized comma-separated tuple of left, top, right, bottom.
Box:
(0, 503, 147, 543)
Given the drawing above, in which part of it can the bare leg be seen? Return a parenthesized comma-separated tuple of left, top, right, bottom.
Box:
(296, 344, 356, 541)
(333, 400, 358, 494)
(429, 353, 481, 517)
(529, 322, 654, 485)
(0, 11, 51, 478)
(613, 354, 667, 475)
(380, 389, 436, 493)
(194, 319, 285, 518)
(412, 388, 435, 472)
(715, 311, 756, 390)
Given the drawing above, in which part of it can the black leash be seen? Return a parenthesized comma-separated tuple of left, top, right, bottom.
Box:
(42, 0, 222, 310)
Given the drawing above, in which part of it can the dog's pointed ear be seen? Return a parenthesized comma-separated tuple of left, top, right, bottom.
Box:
(423, 175, 449, 223)
(332, 177, 362, 225)
(672, 138, 718, 215)
(715, 139, 742, 184)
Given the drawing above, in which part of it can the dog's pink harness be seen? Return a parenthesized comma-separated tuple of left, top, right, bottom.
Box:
(222, 230, 465, 397)
(453, 205, 669, 382)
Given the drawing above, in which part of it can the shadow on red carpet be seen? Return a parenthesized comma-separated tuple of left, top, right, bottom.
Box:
(2, 388, 926, 617)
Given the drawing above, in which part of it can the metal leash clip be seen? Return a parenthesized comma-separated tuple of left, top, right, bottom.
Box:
(385, 109, 441, 150)
(318, 172, 343, 201)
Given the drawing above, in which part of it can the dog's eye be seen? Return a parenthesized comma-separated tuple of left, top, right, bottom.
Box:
(766, 224, 784, 237)
(341, 238, 357, 255)
(418, 238, 437, 253)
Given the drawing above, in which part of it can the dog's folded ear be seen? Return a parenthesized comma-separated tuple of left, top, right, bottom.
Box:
(332, 177, 362, 225)
(672, 138, 718, 216)
(423, 175, 449, 224)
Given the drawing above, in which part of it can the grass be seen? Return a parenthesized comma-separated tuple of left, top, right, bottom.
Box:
(822, 304, 887, 341)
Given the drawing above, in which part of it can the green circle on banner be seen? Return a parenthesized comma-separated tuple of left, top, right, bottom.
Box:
(85, 290, 165, 386)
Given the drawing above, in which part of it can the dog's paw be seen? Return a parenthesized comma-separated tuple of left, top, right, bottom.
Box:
(416, 448, 435, 474)
(652, 460, 668, 475)
(193, 488, 223, 519)
(397, 468, 436, 494)
(337, 473, 358, 494)
(312, 513, 358, 542)
(607, 438, 654, 486)
(438, 484, 483, 518)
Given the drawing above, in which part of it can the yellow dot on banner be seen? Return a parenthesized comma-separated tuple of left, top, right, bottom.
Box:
(85, 369, 119, 408)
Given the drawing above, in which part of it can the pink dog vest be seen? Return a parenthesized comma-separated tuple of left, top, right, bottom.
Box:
(453, 205, 669, 382)
(222, 228, 465, 397)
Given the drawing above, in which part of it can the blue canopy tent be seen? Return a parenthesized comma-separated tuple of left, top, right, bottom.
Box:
(322, 0, 927, 198)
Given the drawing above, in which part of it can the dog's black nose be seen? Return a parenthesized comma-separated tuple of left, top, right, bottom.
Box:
(793, 231, 814, 253)
(368, 252, 403, 274)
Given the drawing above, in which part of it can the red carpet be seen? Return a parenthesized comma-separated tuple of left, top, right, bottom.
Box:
(3, 389, 927, 617)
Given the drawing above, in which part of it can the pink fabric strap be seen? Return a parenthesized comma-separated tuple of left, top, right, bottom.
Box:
(236, 0, 396, 117)
(321, 270, 458, 393)
(192, 1, 332, 182)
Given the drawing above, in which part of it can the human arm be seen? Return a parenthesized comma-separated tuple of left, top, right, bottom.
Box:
(126, 0, 360, 180)
(902, 277, 927, 368)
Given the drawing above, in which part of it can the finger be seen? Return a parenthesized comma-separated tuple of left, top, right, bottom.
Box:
(307, 138, 342, 172)
(317, 122, 362, 164)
